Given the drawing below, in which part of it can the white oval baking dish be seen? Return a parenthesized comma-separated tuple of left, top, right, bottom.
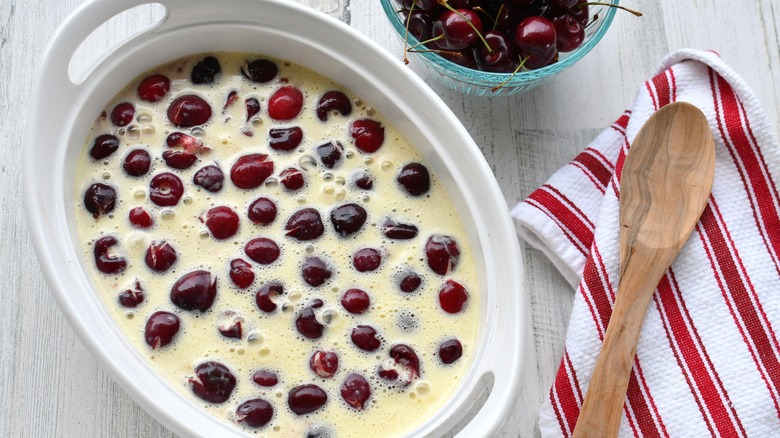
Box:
(24, 0, 527, 436)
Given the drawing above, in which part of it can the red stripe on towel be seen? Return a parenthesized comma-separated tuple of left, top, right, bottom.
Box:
(697, 199, 780, 419)
(655, 271, 747, 436)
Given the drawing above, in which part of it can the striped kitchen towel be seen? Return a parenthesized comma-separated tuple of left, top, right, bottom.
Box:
(512, 49, 780, 437)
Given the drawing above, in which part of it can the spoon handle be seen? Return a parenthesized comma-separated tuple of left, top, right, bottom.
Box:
(571, 249, 669, 438)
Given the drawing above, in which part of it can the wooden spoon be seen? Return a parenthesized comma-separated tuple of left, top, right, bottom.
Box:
(571, 102, 715, 438)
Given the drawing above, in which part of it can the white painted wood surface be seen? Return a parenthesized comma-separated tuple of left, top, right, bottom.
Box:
(2, 0, 779, 436)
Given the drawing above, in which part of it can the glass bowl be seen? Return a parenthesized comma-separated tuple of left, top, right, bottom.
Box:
(380, 0, 620, 96)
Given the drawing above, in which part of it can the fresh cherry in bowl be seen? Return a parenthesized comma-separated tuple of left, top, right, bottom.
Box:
(381, 0, 638, 95)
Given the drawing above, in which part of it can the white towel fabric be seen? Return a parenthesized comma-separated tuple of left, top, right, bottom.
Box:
(512, 49, 780, 437)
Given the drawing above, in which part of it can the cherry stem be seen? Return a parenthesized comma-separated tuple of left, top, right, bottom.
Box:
(580, 2, 642, 17)
(493, 3, 505, 31)
(409, 48, 468, 60)
(402, 0, 418, 64)
(408, 34, 445, 51)
(437, 0, 493, 53)
(585, 12, 600, 29)
(491, 55, 530, 92)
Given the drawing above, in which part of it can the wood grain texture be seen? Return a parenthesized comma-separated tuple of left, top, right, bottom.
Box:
(2, 1, 779, 437)
(572, 102, 715, 438)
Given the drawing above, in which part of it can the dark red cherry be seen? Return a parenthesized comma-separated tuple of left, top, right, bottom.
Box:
(94, 236, 126, 274)
(236, 398, 273, 428)
(242, 59, 278, 83)
(245, 97, 261, 121)
(381, 219, 418, 239)
(111, 102, 135, 127)
(353, 171, 373, 190)
(341, 373, 371, 410)
(399, 273, 422, 293)
(378, 344, 421, 385)
(247, 197, 277, 225)
(229, 258, 254, 289)
(350, 119, 385, 153)
(256, 282, 283, 313)
(514, 16, 558, 69)
(205, 206, 240, 240)
(170, 270, 217, 312)
(167, 94, 212, 127)
(144, 311, 180, 349)
(316, 140, 343, 168)
(223, 90, 238, 111)
(162, 150, 197, 169)
(285, 208, 325, 241)
(310, 350, 339, 378)
(268, 85, 303, 121)
(280, 167, 305, 190)
(269, 127, 303, 151)
(190, 361, 236, 404)
(425, 235, 460, 275)
(351, 325, 380, 351)
(145, 240, 177, 272)
(193, 165, 224, 192)
(405, 10, 435, 45)
(244, 237, 280, 265)
(439, 279, 468, 313)
(569, 0, 590, 27)
(378, 368, 400, 383)
(316, 91, 352, 121)
(118, 279, 144, 307)
(83, 183, 116, 218)
(149, 172, 184, 206)
(301, 257, 332, 287)
(397, 163, 430, 196)
(353, 248, 381, 272)
(288, 384, 327, 415)
(191, 56, 221, 84)
(438, 338, 463, 364)
(433, 9, 483, 50)
(219, 321, 242, 339)
(390, 344, 420, 379)
(552, 13, 584, 52)
(252, 370, 279, 387)
(90, 134, 120, 160)
(128, 207, 153, 228)
(118, 290, 144, 307)
(440, 49, 477, 68)
(474, 30, 519, 73)
(296, 299, 325, 339)
(137, 74, 170, 102)
(231, 154, 273, 189)
(166, 131, 202, 153)
(341, 288, 370, 314)
(123, 149, 151, 176)
(330, 203, 367, 236)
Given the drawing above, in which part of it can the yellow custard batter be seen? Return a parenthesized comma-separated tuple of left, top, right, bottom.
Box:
(74, 53, 478, 437)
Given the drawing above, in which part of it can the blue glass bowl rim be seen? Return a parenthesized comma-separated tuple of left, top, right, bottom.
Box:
(379, 0, 620, 87)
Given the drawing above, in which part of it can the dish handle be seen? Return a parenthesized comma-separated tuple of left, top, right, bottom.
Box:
(452, 294, 528, 437)
(40, 0, 168, 93)
(39, 0, 288, 97)
(37, 0, 236, 126)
